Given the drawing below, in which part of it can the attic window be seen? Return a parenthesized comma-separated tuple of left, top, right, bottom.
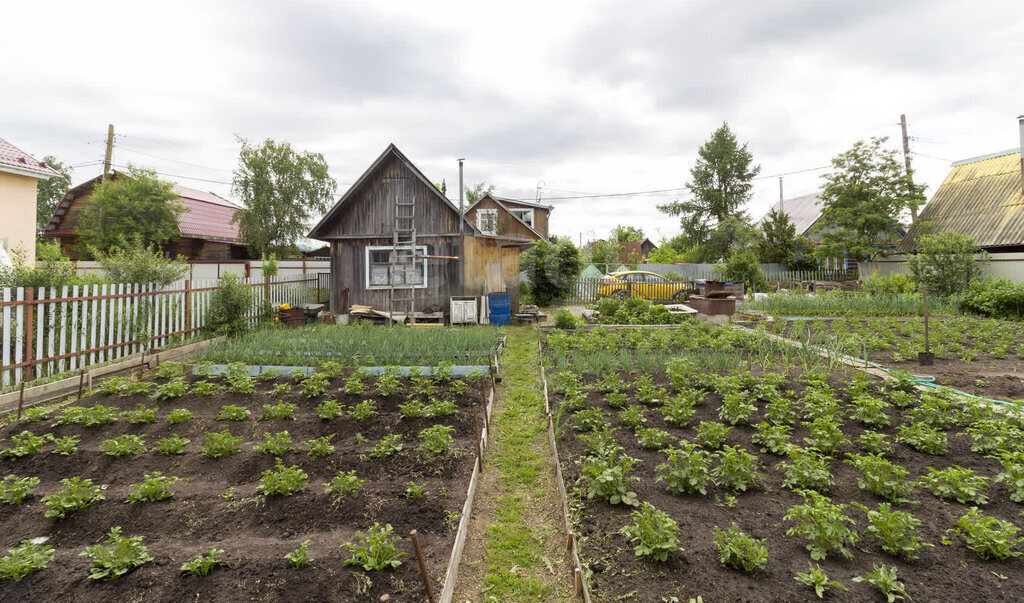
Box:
(509, 208, 534, 228)
(477, 209, 498, 236)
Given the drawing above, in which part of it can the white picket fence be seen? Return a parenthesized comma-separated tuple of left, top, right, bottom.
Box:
(1, 275, 318, 389)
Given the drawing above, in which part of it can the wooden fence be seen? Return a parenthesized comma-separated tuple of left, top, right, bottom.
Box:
(1, 275, 317, 389)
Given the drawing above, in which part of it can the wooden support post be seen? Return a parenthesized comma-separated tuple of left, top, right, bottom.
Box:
(139, 351, 145, 378)
(566, 530, 574, 551)
(473, 405, 483, 471)
(24, 287, 35, 381)
(17, 382, 25, 420)
(78, 369, 85, 400)
(184, 279, 192, 335)
(409, 530, 436, 603)
(479, 376, 489, 433)
(574, 567, 583, 595)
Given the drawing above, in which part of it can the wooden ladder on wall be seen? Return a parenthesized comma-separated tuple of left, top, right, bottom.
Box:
(389, 196, 417, 323)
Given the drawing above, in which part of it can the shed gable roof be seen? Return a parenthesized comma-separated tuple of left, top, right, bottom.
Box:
(474, 194, 547, 241)
(897, 149, 1024, 252)
(308, 144, 476, 239)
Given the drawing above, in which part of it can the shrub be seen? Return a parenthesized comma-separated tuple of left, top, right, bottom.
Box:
(99, 434, 146, 457)
(305, 434, 335, 457)
(50, 434, 80, 456)
(95, 238, 188, 288)
(0, 475, 40, 505)
(784, 490, 858, 560)
(181, 548, 226, 577)
(657, 442, 714, 496)
(254, 431, 294, 455)
(325, 470, 366, 500)
(260, 402, 298, 421)
(620, 502, 682, 562)
(712, 445, 764, 492)
(844, 453, 913, 503)
(154, 435, 190, 455)
(369, 434, 403, 458)
(794, 562, 846, 599)
(0, 540, 55, 582)
(167, 408, 196, 424)
(853, 502, 932, 561)
(126, 472, 185, 503)
(951, 507, 1024, 560)
(80, 527, 153, 580)
(285, 540, 314, 569)
(712, 523, 769, 573)
(862, 270, 917, 295)
(341, 523, 407, 571)
(578, 443, 640, 506)
(199, 431, 244, 458)
(257, 458, 308, 496)
(777, 448, 833, 492)
(209, 273, 254, 336)
(852, 564, 910, 603)
(418, 424, 455, 455)
(917, 465, 990, 505)
(961, 277, 1024, 320)
(554, 309, 581, 329)
(43, 477, 105, 518)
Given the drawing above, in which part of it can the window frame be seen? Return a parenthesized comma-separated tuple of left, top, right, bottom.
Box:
(365, 245, 428, 289)
(509, 208, 535, 228)
(476, 208, 499, 235)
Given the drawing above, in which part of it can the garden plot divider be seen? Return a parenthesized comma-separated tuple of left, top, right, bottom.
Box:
(0, 275, 316, 390)
(539, 340, 593, 602)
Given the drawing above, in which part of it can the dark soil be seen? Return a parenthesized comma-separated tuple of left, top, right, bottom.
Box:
(551, 368, 1024, 603)
(741, 317, 1024, 402)
(0, 372, 483, 602)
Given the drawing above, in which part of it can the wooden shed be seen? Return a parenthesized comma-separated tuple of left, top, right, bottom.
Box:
(465, 194, 552, 241)
(308, 144, 531, 318)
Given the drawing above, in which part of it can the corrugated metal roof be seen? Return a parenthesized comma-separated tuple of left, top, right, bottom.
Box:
(759, 193, 822, 237)
(0, 137, 59, 178)
(897, 151, 1024, 252)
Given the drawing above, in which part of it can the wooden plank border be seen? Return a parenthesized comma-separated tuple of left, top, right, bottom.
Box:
(539, 338, 593, 602)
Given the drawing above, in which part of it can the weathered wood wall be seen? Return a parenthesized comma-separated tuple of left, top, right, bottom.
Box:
(463, 237, 521, 310)
(464, 197, 539, 241)
(501, 199, 550, 238)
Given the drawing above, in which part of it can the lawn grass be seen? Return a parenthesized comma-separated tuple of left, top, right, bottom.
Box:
(479, 325, 573, 601)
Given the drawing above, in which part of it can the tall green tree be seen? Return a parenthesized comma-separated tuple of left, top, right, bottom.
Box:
(611, 225, 645, 242)
(521, 236, 582, 306)
(816, 137, 926, 262)
(232, 138, 337, 257)
(36, 155, 72, 236)
(758, 208, 798, 265)
(696, 214, 758, 263)
(658, 122, 761, 245)
(75, 166, 185, 255)
(464, 182, 496, 205)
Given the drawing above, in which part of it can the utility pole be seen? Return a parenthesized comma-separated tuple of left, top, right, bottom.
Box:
(900, 114, 917, 222)
(457, 158, 465, 217)
(102, 124, 114, 179)
(779, 177, 784, 215)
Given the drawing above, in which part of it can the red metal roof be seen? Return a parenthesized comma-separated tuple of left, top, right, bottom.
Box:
(0, 137, 59, 178)
(171, 184, 242, 242)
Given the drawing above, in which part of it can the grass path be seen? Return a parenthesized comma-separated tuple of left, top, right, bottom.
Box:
(452, 325, 575, 602)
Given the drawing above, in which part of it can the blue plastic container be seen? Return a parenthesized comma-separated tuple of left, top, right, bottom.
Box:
(488, 293, 511, 326)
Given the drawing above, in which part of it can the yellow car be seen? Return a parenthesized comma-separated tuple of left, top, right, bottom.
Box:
(597, 271, 690, 302)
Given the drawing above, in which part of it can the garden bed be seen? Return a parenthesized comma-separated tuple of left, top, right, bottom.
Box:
(544, 326, 1024, 602)
(0, 364, 488, 601)
(743, 316, 1024, 402)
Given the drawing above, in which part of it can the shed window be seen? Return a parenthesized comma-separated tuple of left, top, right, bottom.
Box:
(477, 209, 498, 235)
(509, 208, 534, 228)
(366, 245, 428, 289)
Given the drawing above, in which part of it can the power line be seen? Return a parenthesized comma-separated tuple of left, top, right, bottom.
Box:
(910, 151, 953, 162)
(116, 144, 235, 174)
(108, 163, 233, 186)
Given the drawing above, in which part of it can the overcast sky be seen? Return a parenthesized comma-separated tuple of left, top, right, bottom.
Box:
(3, 0, 1023, 246)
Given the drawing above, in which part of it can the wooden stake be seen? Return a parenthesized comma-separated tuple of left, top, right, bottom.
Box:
(409, 530, 436, 603)
(473, 405, 483, 471)
(479, 376, 489, 433)
(17, 382, 26, 421)
(139, 350, 145, 378)
(77, 369, 85, 400)
(566, 530, 574, 551)
(574, 567, 583, 595)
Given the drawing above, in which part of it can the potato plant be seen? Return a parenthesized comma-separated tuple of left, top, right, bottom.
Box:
(917, 466, 990, 505)
(199, 431, 244, 458)
(844, 453, 913, 503)
(852, 502, 933, 561)
(285, 540, 313, 569)
(254, 431, 294, 455)
(257, 459, 308, 496)
(181, 548, 226, 576)
(951, 507, 1024, 560)
(99, 434, 146, 457)
(418, 424, 455, 455)
(154, 435, 190, 455)
(657, 442, 714, 495)
(620, 502, 682, 562)
(324, 470, 366, 500)
(712, 522, 769, 573)
(216, 405, 251, 421)
(305, 434, 335, 457)
(260, 402, 298, 421)
(0, 475, 40, 505)
(43, 477, 105, 518)
(777, 448, 833, 492)
(81, 527, 153, 580)
(851, 564, 910, 603)
(578, 443, 640, 506)
(166, 408, 196, 424)
(794, 562, 846, 599)
(694, 421, 732, 450)
(712, 445, 764, 492)
(341, 523, 406, 571)
(784, 490, 858, 560)
(369, 434, 403, 458)
(125, 472, 185, 503)
(0, 540, 55, 582)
